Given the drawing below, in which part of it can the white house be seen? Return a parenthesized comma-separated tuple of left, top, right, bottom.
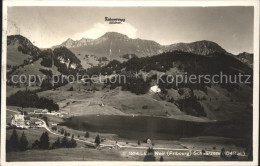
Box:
(34, 121, 43, 126)
(150, 85, 161, 93)
(11, 114, 26, 128)
(34, 109, 48, 114)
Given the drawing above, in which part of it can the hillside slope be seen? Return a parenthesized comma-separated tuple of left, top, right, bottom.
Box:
(85, 51, 253, 121)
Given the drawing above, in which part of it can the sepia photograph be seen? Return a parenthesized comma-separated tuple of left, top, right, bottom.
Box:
(1, 1, 259, 165)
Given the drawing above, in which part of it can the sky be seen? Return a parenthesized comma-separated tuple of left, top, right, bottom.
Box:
(7, 6, 254, 54)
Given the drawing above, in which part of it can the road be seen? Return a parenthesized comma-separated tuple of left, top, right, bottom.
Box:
(6, 109, 20, 114)
(7, 108, 188, 150)
(37, 117, 190, 151)
(6, 108, 247, 157)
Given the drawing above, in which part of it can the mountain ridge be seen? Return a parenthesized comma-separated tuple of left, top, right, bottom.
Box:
(7, 33, 253, 71)
(52, 32, 229, 58)
(235, 52, 253, 67)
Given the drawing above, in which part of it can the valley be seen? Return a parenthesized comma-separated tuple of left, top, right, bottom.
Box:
(5, 32, 253, 161)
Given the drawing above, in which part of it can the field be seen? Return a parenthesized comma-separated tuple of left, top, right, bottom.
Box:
(6, 147, 249, 161)
(6, 133, 249, 161)
(7, 44, 30, 67)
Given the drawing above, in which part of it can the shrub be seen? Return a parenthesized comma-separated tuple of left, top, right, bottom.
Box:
(142, 105, 148, 109)
(52, 126, 57, 131)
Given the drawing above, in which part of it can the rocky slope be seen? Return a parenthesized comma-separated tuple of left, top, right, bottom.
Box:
(235, 52, 253, 68)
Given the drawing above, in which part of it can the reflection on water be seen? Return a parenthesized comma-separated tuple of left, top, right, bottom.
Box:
(61, 115, 252, 141)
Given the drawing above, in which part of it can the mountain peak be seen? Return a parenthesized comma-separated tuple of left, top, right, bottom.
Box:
(166, 40, 227, 56)
(78, 37, 92, 42)
(52, 32, 229, 57)
(193, 40, 223, 47)
(7, 35, 33, 45)
(66, 38, 74, 42)
(79, 37, 87, 40)
(7, 35, 41, 54)
(236, 52, 253, 68)
(101, 32, 129, 39)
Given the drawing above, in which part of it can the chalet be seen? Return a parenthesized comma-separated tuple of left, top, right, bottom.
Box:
(55, 112, 63, 117)
(11, 114, 26, 128)
(34, 109, 48, 114)
(150, 85, 161, 93)
(42, 109, 48, 114)
(34, 121, 43, 126)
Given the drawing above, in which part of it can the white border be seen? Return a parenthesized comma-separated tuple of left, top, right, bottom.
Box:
(1, 1, 259, 166)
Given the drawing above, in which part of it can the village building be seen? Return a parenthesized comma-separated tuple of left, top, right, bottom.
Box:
(150, 85, 161, 93)
(34, 121, 43, 126)
(55, 112, 63, 117)
(11, 114, 26, 128)
(51, 123, 57, 126)
(33, 109, 48, 114)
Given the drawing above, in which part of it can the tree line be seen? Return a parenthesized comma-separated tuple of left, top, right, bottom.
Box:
(6, 129, 77, 152)
(6, 130, 28, 152)
(6, 90, 59, 112)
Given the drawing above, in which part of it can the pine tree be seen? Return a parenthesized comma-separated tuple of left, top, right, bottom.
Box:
(32, 140, 40, 149)
(19, 132, 29, 151)
(144, 147, 156, 161)
(7, 129, 19, 152)
(56, 137, 61, 148)
(95, 134, 101, 146)
(39, 132, 50, 149)
(61, 136, 68, 148)
(84, 131, 89, 138)
(69, 137, 77, 148)
(61, 129, 64, 135)
(160, 156, 164, 161)
(52, 137, 61, 149)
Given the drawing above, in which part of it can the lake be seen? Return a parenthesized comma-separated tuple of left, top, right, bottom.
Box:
(61, 115, 252, 141)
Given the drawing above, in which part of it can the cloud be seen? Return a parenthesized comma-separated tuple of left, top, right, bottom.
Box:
(73, 22, 137, 40)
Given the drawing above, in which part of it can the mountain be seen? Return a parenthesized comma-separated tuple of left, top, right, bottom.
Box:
(86, 50, 253, 121)
(52, 32, 230, 63)
(52, 47, 85, 75)
(52, 32, 163, 61)
(164, 40, 227, 56)
(7, 35, 41, 68)
(6, 34, 253, 123)
(235, 52, 253, 68)
(55, 38, 94, 48)
(7, 35, 85, 87)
